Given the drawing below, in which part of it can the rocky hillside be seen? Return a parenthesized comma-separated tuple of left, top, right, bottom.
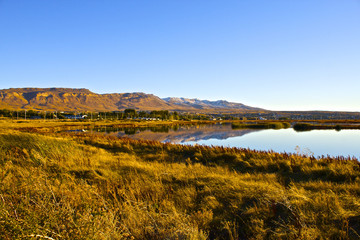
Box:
(0, 88, 262, 112)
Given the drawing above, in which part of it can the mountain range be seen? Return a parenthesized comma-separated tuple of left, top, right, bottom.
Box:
(0, 88, 262, 112)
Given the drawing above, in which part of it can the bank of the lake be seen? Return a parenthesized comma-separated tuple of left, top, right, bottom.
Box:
(2, 119, 360, 158)
(80, 123, 360, 159)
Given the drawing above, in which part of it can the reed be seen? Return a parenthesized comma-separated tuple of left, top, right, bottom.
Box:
(0, 127, 360, 239)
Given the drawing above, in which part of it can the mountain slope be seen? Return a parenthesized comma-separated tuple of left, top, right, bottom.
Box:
(162, 97, 261, 111)
(0, 88, 262, 112)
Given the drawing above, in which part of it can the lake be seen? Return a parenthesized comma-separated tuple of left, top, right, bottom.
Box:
(89, 123, 360, 158)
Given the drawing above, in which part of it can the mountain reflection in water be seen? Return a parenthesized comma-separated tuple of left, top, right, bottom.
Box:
(97, 124, 261, 144)
(81, 124, 360, 157)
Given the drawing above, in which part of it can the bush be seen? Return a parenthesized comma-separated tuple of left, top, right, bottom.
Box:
(293, 123, 314, 131)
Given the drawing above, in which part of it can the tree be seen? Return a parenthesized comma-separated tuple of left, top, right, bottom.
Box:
(124, 109, 136, 118)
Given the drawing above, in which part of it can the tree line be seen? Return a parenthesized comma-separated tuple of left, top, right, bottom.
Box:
(0, 109, 213, 121)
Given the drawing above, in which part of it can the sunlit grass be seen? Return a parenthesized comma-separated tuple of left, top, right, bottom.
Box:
(1, 123, 360, 239)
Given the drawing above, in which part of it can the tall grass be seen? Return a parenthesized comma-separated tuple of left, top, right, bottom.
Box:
(1, 131, 360, 239)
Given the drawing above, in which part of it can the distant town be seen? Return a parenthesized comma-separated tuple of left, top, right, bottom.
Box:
(1, 108, 359, 121)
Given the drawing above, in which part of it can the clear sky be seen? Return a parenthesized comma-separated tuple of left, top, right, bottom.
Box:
(1, 0, 359, 111)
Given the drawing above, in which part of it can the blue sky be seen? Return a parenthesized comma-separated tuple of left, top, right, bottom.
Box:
(0, 0, 359, 111)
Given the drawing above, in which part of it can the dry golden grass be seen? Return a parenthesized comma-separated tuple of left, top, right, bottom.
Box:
(1, 122, 360, 239)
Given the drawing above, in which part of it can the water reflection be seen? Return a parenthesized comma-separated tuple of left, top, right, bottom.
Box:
(83, 123, 360, 158)
(95, 123, 261, 143)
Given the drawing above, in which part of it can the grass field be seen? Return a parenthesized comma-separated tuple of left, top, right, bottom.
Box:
(1, 120, 360, 239)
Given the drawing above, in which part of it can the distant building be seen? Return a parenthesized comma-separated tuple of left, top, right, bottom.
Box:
(63, 115, 86, 119)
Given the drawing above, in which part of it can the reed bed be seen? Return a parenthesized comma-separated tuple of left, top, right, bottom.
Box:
(0, 129, 360, 239)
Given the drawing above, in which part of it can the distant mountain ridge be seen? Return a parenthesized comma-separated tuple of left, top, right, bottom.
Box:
(162, 97, 258, 110)
(0, 88, 262, 112)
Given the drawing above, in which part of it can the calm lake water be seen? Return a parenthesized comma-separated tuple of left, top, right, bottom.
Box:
(90, 123, 360, 158)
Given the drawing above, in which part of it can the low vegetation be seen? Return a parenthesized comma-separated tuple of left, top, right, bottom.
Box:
(1, 120, 360, 239)
(293, 122, 360, 131)
(231, 122, 291, 130)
